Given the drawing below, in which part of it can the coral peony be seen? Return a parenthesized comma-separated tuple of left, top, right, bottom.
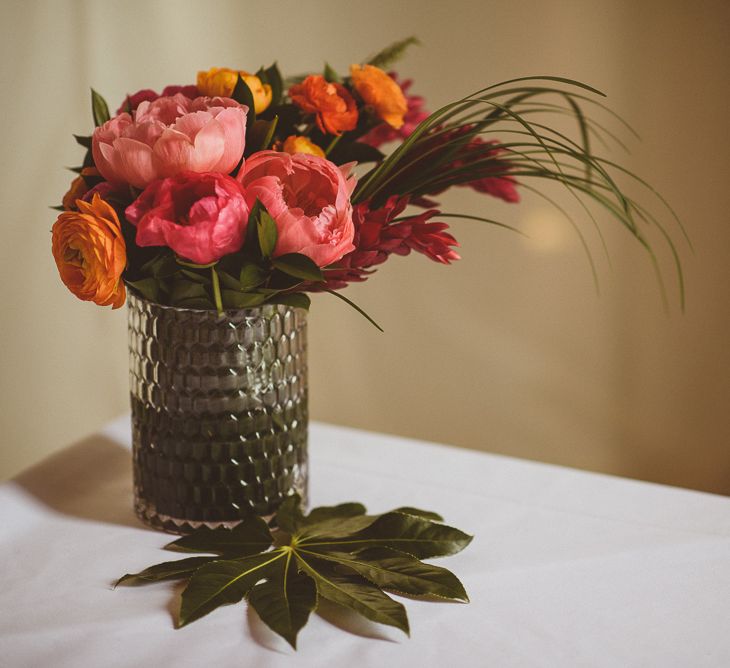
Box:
(125, 172, 249, 265)
(197, 68, 272, 113)
(350, 64, 407, 129)
(52, 194, 127, 308)
(92, 94, 247, 189)
(237, 151, 355, 267)
(282, 135, 325, 158)
(115, 85, 199, 116)
(288, 75, 358, 136)
(360, 73, 428, 147)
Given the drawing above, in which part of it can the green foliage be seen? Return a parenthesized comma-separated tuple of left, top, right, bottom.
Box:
(91, 88, 110, 127)
(366, 36, 421, 69)
(117, 495, 472, 649)
(232, 75, 256, 128)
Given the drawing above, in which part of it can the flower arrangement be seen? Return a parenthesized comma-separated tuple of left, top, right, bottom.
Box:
(52, 37, 683, 322)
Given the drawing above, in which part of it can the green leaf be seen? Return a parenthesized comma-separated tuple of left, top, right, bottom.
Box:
(303, 502, 367, 526)
(272, 253, 324, 282)
(221, 290, 268, 309)
(366, 36, 420, 69)
(295, 557, 409, 635)
(303, 548, 468, 601)
(300, 512, 473, 559)
(73, 134, 92, 149)
(167, 515, 273, 556)
(247, 117, 279, 153)
(126, 278, 159, 302)
(257, 62, 283, 107)
(275, 494, 305, 533)
(169, 280, 208, 304)
(91, 88, 110, 127)
(323, 62, 341, 83)
(239, 263, 267, 290)
(392, 507, 444, 522)
(179, 552, 284, 627)
(257, 211, 278, 258)
(295, 514, 380, 542)
(179, 269, 211, 284)
(116, 556, 216, 586)
(324, 289, 384, 332)
(270, 293, 311, 310)
(232, 75, 256, 127)
(248, 554, 317, 648)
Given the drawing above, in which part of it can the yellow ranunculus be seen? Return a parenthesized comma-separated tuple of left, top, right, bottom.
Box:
(282, 135, 325, 158)
(196, 67, 272, 114)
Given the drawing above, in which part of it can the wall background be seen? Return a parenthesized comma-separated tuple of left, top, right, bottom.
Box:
(1, 0, 728, 493)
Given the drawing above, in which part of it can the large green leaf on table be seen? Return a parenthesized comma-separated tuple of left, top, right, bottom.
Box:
(166, 515, 273, 556)
(180, 552, 285, 626)
(295, 556, 409, 635)
(301, 548, 468, 601)
(299, 511, 472, 558)
(118, 496, 472, 647)
(116, 556, 216, 586)
(248, 554, 317, 648)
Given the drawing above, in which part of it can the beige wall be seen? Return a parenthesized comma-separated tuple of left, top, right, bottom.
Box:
(1, 0, 728, 493)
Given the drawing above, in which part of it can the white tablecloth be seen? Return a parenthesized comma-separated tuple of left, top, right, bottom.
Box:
(1, 417, 729, 667)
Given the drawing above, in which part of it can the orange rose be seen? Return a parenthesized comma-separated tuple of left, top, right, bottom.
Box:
(349, 64, 407, 129)
(282, 135, 325, 158)
(62, 167, 99, 211)
(288, 75, 358, 136)
(196, 67, 272, 113)
(52, 194, 127, 308)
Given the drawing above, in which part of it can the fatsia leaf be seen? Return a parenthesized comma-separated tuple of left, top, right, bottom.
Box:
(303, 548, 468, 601)
(179, 552, 284, 627)
(247, 554, 317, 648)
(116, 556, 216, 586)
(303, 502, 367, 526)
(295, 556, 409, 635)
(275, 493, 305, 533)
(392, 507, 444, 522)
(300, 512, 473, 558)
(294, 513, 380, 542)
(166, 515, 273, 556)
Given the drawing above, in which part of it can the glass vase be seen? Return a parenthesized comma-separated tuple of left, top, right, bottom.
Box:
(127, 290, 308, 533)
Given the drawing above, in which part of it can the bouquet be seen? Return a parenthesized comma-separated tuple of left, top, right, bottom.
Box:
(52, 37, 682, 321)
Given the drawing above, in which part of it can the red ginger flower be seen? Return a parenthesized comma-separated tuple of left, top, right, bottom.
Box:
(322, 196, 460, 290)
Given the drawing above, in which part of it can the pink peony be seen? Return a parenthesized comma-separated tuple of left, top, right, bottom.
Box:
(125, 172, 249, 264)
(237, 151, 356, 267)
(92, 94, 247, 189)
(115, 85, 200, 116)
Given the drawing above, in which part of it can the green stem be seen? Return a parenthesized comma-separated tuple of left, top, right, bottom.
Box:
(325, 134, 342, 156)
(211, 265, 223, 315)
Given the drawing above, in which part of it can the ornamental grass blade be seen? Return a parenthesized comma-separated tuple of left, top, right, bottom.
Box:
(247, 554, 317, 648)
(296, 556, 409, 635)
(300, 512, 472, 558)
(166, 515, 273, 557)
(179, 552, 284, 627)
(300, 548, 468, 601)
(116, 556, 216, 587)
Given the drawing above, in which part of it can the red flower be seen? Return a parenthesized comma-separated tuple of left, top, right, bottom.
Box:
(322, 196, 459, 289)
(115, 85, 199, 115)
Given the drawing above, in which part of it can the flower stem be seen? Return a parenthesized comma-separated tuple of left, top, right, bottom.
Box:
(325, 135, 342, 156)
(211, 265, 223, 315)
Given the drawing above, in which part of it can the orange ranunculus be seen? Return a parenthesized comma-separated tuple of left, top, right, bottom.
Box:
(282, 135, 325, 158)
(52, 194, 127, 308)
(196, 67, 272, 113)
(62, 167, 100, 211)
(288, 75, 358, 136)
(349, 64, 407, 129)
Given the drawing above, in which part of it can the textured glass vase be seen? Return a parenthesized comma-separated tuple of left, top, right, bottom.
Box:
(127, 291, 308, 533)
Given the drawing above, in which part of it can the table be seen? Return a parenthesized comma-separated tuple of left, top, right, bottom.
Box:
(2, 416, 729, 667)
